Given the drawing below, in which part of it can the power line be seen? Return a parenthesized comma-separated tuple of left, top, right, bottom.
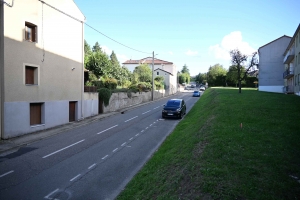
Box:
(38, 0, 151, 55)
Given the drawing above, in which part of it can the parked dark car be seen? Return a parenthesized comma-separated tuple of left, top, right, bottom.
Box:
(162, 99, 186, 119)
(193, 90, 200, 97)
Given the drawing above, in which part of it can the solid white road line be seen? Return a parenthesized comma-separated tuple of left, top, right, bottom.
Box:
(70, 174, 81, 182)
(142, 110, 151, 114)
(113, 148, 118, 152)
(102, 155, 108, 160)
(43, 139, 85, 158)
(0, 170, 14, 178)
(121, 142, 126, 146)
(124, 116, 138, 122)
(44, 188, 59, 199)
(88, 163, 96, 169)
(129, 137, 133, 140)
(97, 125, 118, 134)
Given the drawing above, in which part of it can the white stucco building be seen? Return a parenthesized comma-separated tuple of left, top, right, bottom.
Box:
(122, 57, 178, 95)
(0, 0, 98, 139)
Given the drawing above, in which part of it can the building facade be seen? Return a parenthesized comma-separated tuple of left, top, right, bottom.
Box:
(123, 57, 178, 94)
(258, 35, 291, 93)
(0, 0, 97, 139)
(283, 24, 300, 96)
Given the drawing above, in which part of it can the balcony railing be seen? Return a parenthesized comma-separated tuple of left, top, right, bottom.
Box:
(283, 47, 295, 64)
(84, 86, 97, 92)
(283, 86, 294, 94)
(283, 69, 294, 79)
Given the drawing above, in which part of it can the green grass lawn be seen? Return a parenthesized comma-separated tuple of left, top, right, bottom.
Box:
(117, 88, 300, 200)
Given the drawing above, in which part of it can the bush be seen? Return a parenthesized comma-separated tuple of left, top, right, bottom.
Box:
(98, 88, 112, 107)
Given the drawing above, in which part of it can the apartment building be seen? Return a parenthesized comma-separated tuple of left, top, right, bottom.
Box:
(258, 36, 291, 93)
(283, 24, 300, 96)
(0, 0, 97, 139)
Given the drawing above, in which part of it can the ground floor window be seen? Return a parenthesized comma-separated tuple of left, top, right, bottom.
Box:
(30, 103, 43, 125)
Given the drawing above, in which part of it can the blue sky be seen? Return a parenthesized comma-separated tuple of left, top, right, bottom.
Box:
(74, 0, 299, 76)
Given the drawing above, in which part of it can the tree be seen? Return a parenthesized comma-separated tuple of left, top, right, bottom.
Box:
(132, 64, 152, 83)
(84, 40, 91, 56)
(92, 42, 102, 52)
(226, 65, 246, 87)
(85, 50, 111, 78)
(110, 51, 120, 67)
(195, 73, 207, 85)
(181, 64, 190, 74)
(229, 49, 258, 93)
(207, 64, 227, 86)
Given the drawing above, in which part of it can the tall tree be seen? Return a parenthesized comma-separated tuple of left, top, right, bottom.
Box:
(227, 65, 246, 87)
(84, 40, 91, 55)
(110, 51, 120, 67)
(229, 49, 258, 93)
(92, 42, 102, 52)
(85, 50, 111, 78)
(132, 64, 152, 83)
(181, 64, 190, 74)
(195, 73, 207, 85)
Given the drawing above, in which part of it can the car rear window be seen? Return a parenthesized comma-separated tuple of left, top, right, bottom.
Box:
(166, 100, 180, 107)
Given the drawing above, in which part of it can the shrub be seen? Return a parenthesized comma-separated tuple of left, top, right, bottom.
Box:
(98, 88, 112, 107)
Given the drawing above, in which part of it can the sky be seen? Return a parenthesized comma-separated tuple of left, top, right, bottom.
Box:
(74, 0, 300, 76)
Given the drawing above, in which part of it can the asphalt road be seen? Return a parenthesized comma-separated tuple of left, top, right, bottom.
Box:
(0, 90, 202, 200)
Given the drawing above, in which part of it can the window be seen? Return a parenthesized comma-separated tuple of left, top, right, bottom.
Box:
(25, 22, 37, 42)
(30, 103, 43, 125)
(157, 72, 159, 75)
(25, 66, 38, 85)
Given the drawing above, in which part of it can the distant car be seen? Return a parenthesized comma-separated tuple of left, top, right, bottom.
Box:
(193, 91, 200, 97)
(162, 99, 186, 119)
(191, 84, 195, 88)
(199, 86, 206, 91)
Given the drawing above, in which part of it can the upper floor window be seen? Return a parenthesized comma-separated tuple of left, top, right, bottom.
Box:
(25, 65, 38, 85)
(25, 22, 37, 42)
(157, 72, 159, 75)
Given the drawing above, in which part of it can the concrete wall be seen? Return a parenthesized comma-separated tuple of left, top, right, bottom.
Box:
(83, 92, 98, 118)
(102, 91, 167, 113)
(258, 36, 291, 93)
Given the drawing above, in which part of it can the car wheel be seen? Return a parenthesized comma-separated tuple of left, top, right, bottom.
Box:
(179, 112, 183, 119)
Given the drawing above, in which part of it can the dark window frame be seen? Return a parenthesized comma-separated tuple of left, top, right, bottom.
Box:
(25, 22, 37, 42)
(30, 103, 43, 126)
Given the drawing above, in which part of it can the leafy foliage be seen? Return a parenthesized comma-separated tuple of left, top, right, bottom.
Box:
(98, 88, 112, 107)
(132, 64, 152, 83)
(207, 64, 227, 86)
(154, 75, 164, 90)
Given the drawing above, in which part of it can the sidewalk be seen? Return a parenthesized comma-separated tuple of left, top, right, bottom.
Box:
(0, 111, 119, 155)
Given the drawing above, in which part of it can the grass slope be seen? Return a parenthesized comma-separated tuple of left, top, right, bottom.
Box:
(117, 88, 300, 200)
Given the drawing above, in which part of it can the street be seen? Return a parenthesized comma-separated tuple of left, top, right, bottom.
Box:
(0, 91, 201, 200)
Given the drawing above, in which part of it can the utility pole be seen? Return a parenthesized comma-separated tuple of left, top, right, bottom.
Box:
(152, 51, 154, 101)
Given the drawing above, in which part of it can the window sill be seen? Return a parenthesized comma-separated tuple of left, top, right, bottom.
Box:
(30, 124, 45, 128)
(25, 84, 38, 86)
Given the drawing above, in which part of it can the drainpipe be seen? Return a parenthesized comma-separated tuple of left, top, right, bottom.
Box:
(80, 20, 84, 120)
(0, 2, 4, 139)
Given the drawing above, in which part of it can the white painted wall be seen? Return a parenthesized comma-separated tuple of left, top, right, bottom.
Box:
(258, 86, 284, 93)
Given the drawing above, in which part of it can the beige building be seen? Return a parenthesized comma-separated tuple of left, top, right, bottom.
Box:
(0, 0, 98, 139)
(123, 57, 178, 94)
(283, 24, 300, 96)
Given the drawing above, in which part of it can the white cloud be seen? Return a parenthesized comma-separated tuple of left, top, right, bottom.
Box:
(101, 45, 112, 55)
(117, 54, 129, 64)
(185, 49, 198, 56)
(209, 31, 256, 61)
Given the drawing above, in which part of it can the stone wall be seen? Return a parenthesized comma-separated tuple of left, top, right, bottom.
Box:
(103, 90, 167, 113)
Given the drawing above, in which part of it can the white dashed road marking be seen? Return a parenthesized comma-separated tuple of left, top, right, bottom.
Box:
(124, 116, 138, 122)
(88, 164, 96, 169)
(113, 148, 118, 152)
(97, 125, 118, 134)
(70, 174, 81, 182)
(102, 155, 108, 160)
(43, 139, 85, 158)
(0, 170, 14, 178)
(142, 110, 151, 114)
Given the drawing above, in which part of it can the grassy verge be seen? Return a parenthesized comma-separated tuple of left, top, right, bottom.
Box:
(117, 88, 300, 199)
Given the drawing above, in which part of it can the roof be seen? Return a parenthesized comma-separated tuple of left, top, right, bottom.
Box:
(283, 24, 300, 56)
(154, 68, 173, 76)
(122, 57, 173, 65)
(258, 35, 292, 50)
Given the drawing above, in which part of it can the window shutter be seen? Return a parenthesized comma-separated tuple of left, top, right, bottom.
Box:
(26, 66, 34, 84)
(30, 103, 42, 125)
